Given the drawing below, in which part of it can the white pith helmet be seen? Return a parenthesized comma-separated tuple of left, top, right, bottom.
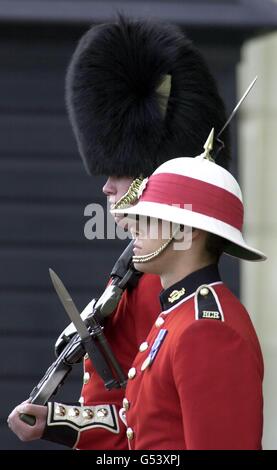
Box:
(112, 130, 266, 262)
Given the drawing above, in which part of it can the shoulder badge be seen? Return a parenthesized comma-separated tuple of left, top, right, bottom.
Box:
(194, 284, 224, 321)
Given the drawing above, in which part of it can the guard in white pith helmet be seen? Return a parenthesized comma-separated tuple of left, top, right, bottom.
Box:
(113, 130, 266, 450)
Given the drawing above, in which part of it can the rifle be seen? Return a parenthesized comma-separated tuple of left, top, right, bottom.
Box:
(20, 241, 141, 426)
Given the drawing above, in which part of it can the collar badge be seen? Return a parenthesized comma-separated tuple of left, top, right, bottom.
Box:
(168, 287, 186, 303)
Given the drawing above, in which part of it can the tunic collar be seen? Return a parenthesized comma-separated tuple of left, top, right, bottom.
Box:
(159, 264, 221, 312)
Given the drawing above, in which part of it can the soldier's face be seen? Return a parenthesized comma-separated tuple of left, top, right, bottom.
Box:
(130, 216, 193, 277)
(103, 176, 133, 223)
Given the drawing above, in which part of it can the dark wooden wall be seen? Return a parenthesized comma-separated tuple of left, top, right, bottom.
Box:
(0, 21, 239, 449)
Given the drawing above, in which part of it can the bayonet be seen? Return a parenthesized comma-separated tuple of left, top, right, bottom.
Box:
(49, 269, 126, 390)
(49, 269, 91, 342)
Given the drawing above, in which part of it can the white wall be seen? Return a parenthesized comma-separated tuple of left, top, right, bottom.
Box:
(238, 30, 277, 450)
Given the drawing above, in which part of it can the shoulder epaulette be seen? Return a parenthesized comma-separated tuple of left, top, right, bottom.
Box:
(194, 284, 224, 321)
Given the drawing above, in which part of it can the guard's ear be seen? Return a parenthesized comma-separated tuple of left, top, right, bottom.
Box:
(171, 224, 193, 251)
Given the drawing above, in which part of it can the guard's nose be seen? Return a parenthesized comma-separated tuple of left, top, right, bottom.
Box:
(102, 177, 115, 196)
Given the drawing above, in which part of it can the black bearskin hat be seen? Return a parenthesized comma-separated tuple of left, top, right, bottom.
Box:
(66, 16, 230, 176)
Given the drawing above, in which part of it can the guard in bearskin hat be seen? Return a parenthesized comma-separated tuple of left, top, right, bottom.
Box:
(8, 16, 230, 449)
(112, 131, 266, 449)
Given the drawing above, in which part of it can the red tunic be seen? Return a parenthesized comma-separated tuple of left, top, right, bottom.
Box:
(124, 266, 264, 450)
(76, 272, 162, 450)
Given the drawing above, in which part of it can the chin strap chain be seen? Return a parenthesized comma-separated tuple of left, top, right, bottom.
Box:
(112, 177, 144, 210)
(133, 224, 180, 264)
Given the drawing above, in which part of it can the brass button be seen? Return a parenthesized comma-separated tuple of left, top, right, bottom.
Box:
(97, 408, 109, 418)
(128, 367, 136, 379)
(79, 396, 84, 405)
(139, 341, 149, 352)
(83, 371, 90, 384)
(68, 407, 80, 418)
(122, 398, 130, 411)
(84, 353, 89, 360)
(200, 287, 209, 297)
(82, 408, 94, 420)
(155, 317, 165, 327)
(54, 405, 66, 417)
(126, 427, 134, 440)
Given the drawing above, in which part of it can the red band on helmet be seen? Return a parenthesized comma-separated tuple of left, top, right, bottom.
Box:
(140, 173, 243, 230)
